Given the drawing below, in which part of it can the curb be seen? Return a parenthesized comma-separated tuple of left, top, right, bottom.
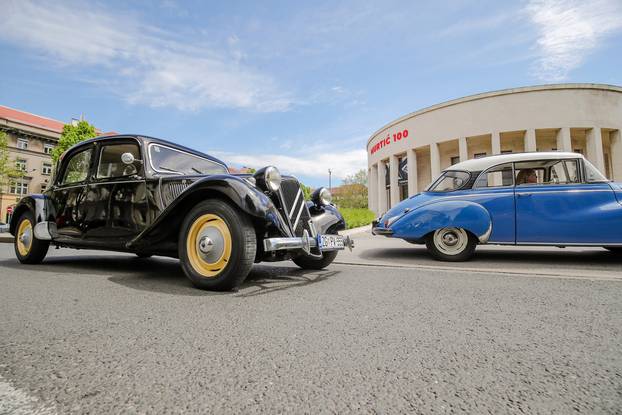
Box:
(0, 234, 14, 243)
(341, 224, 371, 236)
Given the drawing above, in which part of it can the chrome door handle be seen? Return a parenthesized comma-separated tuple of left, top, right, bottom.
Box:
(517, 193, 532, 198)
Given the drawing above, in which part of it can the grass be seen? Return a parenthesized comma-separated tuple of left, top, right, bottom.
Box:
(339, 207, 376, 229)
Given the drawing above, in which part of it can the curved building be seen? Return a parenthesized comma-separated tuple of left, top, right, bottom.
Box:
(367, 83, 622, 214)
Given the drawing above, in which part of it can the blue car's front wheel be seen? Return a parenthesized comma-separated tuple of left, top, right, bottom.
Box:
(425, 227, 477, 262)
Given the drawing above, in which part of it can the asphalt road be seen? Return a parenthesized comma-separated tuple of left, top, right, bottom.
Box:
(0, 242, 621, 414)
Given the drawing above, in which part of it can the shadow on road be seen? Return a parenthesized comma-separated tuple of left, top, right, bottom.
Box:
(0, 254, 339, 297)
(358, 246, 620, 269)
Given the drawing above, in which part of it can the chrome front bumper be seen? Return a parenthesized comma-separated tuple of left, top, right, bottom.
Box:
(263, 230, 354, 254)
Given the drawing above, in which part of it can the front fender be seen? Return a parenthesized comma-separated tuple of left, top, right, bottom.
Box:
(128, 175, 290, 247)
(390, 200, 492, 243)
(308, 202, 346, 234)
(9, 194, 50, 235)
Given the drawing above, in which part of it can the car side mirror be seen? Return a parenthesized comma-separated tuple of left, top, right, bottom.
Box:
(121, 152, 143, 166)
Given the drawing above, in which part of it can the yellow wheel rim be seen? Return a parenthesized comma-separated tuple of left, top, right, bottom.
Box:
(17, 219, 33, 257)
(186, 214, 232, 278)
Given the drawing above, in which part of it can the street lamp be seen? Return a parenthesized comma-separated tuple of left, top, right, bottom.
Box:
(328, 169, 332, 192)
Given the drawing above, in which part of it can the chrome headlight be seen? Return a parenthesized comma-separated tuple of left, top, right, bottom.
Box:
(265, 166, 281, 192)
(312, 187, 332, 206)
(254, 165, 282, 192)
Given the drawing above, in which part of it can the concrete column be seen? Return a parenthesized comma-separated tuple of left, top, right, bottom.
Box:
(389, 155, 399, 207)
(586, 127, 605, 173)
(557, 127, 572, 152)
(406, 148, 418, 196)
(524, 129, 537, 152)
(430, 143, 441, 180)
(458, 137, 468, 162)
(491, 131, 501, 155)
(368, 165, 377, 213)
(610, 130, 622, 181)
(377, 159, 387, 214)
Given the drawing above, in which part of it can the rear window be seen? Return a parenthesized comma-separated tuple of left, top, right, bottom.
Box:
(427, 171, 470, 192)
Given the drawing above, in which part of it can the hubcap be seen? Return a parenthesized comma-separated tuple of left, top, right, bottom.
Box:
(433, 227, 468, 255)
(16, 219, 33, 256)
(186, 214, 232, 278)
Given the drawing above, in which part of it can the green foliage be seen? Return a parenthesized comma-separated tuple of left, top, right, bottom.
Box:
(300, 182, 313, 200)
(340, 207, 375, 229)
(333, 183, 368, 209)
(51, 120, 97, 163)
(0, 131, 19, 193)
(343, 169, 368, 186)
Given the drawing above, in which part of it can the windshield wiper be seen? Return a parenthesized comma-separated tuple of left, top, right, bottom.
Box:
(158, 166, 183, 174)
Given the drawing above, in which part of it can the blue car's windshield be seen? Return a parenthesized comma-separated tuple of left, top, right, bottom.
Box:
(427, 170, 470, 192)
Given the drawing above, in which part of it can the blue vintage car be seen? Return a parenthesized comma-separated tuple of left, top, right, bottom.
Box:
(373, 152, 622, 261)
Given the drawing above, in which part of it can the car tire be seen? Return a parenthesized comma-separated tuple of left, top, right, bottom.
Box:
(604, 247, 622, 254)
(179, 199, 256, 291)
(14, 211, 49, 264)
(293, 230, 339, 270)
(425, 227, 477, 262)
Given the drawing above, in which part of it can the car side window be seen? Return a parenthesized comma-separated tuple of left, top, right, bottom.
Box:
(515, 159, 580, 185)
(474, 163, 514, 188)
(60, 148, 93, 185)
(97, 143, 141, 179)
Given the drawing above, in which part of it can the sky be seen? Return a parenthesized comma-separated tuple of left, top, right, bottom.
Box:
(1, 0, 622, 187)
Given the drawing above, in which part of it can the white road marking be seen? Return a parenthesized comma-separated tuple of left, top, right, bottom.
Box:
(0, 375, 56, 415)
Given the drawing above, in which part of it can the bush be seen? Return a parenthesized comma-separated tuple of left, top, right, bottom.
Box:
(339, 208, 375, 229)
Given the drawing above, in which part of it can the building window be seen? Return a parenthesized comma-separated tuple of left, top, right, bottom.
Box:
(9, 181, 28, 195)
(44, 144, 55, 155)
(450, 156, 460, 165)
(42, 163, 53, 175)
(17, 138, 28, 150)
(574, 149, 583, 154)
(15, 159, 27, 171)
(41, 184, 47, 192)
(474, 152, 487, 159)
(501, 150, 512, 154)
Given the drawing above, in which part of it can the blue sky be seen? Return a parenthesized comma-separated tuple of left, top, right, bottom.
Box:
(1, 0, 622, 187)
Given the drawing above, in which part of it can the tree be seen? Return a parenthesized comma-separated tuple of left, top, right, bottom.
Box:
(343, 169, 368, 186)
(51, 120, 97, 163)
(0, 131, 19, 195)
(300, 182, 313, 200)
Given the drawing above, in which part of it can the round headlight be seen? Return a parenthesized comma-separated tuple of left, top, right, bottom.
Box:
(312, 187, 332, 206)
(264, 166, 282, 192)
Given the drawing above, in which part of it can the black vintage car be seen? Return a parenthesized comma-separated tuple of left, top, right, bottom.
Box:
(10, 135, 353, 290)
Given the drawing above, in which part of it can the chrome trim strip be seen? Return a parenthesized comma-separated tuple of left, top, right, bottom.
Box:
(292, 198, 305, 230)
(289, 188, 302, 218)
(515, 189, 611, 195)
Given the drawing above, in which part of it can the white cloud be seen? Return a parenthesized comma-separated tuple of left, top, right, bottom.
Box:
(215, 148, 367, 182)
(0, 0, 293, 112)
(525, 0, 622, 81)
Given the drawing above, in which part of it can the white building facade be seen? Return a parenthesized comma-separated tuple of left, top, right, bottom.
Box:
(367, 84, 622, 215)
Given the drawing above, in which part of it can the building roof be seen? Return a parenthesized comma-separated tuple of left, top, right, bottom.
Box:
(0, 105, 65, 133)
(449, 152, 584, 172)
(367, 83, 622, 147)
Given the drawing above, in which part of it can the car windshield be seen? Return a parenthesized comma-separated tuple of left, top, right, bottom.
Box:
(427, 170, 470, 192)
(149, 144, 228, 175)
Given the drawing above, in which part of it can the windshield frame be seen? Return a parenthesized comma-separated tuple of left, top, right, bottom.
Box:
(426, 170, 472, 192)
(147, 142, 228, 176)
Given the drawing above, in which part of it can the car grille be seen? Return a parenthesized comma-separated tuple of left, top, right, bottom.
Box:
(278, 178, 312, 237)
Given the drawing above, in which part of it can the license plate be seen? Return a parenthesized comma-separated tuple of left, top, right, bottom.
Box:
(317, 234, 345, 251)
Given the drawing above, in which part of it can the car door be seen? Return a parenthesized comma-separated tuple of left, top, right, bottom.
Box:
(515, 158, 622, 244)
(84, 140, 150, 242)
(51, 145, 95, 239)
(468, 162, 516, 243)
